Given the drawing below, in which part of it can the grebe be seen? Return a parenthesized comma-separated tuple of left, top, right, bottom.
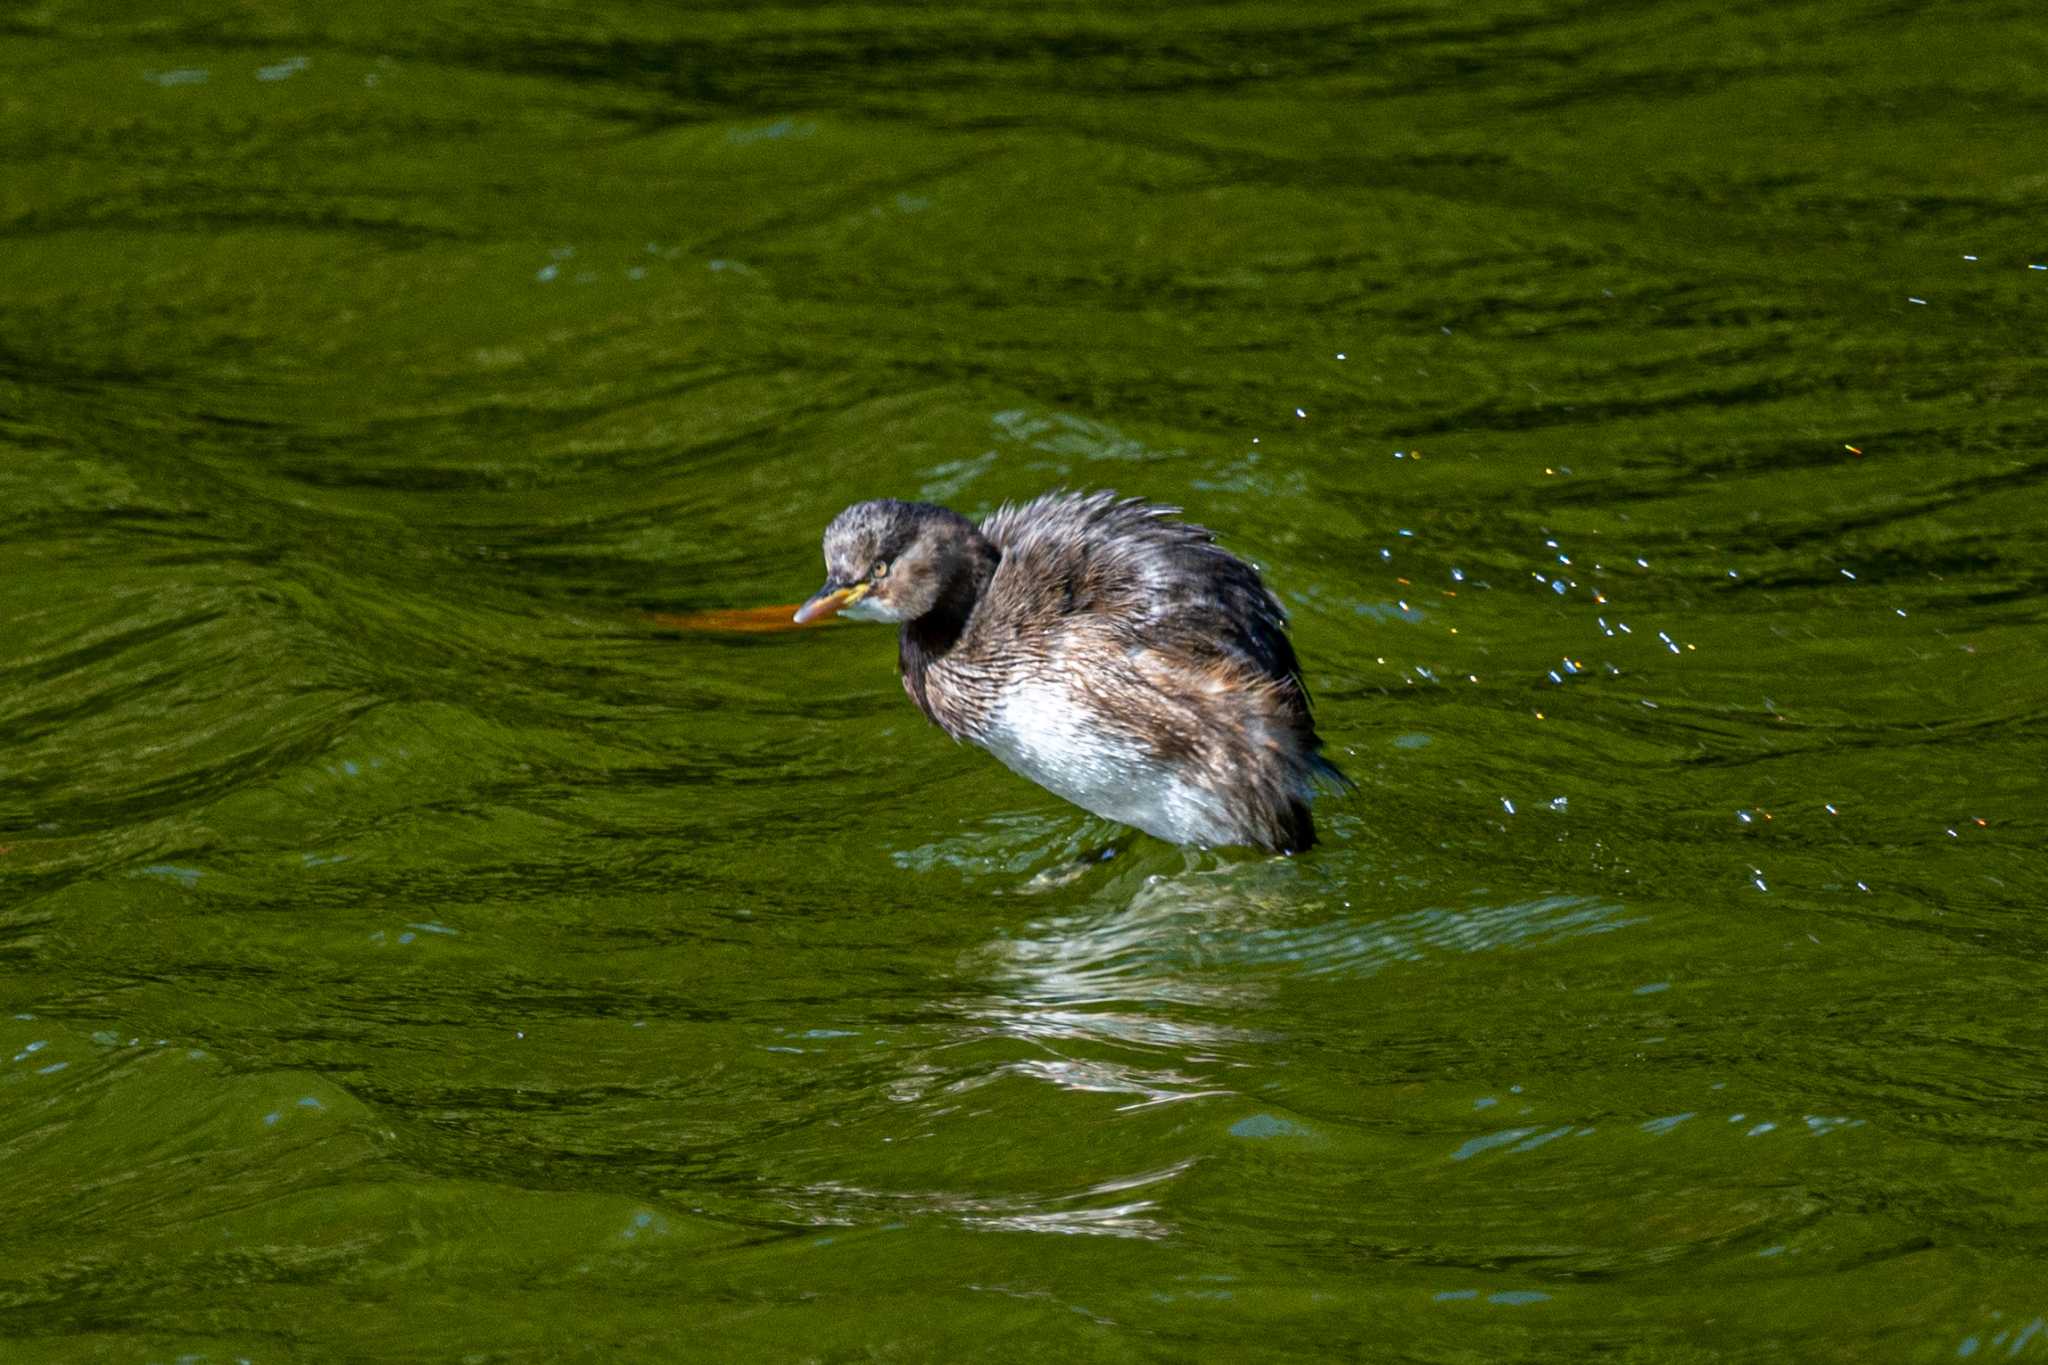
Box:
(796, 491, 1345, 853)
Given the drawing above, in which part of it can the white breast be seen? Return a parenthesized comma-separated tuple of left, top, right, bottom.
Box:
(979, 679, 1232, 846)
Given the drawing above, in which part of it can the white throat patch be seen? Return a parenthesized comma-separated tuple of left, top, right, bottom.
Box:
(841, 593, 901, 623)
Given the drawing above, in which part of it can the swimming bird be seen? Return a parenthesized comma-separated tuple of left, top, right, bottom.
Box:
(795, 491, 1346, 853)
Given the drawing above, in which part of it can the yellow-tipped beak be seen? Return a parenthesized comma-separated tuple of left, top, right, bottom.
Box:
(792, 580, 869, 624)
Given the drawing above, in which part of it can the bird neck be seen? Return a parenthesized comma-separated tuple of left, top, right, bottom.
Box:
(910, 533, 997, 652)
(899, 532, 998, 729)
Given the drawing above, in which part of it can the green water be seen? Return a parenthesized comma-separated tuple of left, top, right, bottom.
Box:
(4, 3, 2046, 1360)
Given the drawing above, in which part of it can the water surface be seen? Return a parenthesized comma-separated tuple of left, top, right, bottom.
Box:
(3, 3, 2046, 1360)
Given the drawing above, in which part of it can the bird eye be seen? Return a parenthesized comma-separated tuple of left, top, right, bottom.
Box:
(871, 559, 889, 580)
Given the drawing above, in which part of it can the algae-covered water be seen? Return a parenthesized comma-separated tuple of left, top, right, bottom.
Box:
(4, 3, 2046, 1360)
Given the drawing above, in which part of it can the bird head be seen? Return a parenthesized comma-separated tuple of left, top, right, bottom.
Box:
(794, 499, 984, 625)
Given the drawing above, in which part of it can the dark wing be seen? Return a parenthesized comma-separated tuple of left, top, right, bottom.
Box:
(981, 490, 1310, 704)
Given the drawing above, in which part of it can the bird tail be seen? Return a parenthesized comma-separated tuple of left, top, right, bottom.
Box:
(1311, 753, 1355, 794)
